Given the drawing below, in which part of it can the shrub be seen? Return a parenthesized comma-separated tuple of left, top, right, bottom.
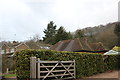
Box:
(15, 50, 119, 79)
(2, 54, 14, 73)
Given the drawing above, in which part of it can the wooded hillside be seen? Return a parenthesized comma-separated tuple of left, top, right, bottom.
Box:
(82, 22, 119, 49)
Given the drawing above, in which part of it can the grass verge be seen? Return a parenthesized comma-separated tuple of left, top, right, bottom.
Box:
(3, 74, 16, 78)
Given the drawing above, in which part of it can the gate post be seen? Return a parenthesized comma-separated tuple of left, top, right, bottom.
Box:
(30, 57, 36, 79)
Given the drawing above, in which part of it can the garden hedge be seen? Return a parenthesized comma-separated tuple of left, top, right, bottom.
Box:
(15, 50, 120, 79)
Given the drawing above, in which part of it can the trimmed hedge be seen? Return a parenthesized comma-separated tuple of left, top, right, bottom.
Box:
(15, 50, 120, 79)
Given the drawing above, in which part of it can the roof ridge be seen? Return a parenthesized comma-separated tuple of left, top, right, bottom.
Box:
(77, 38, 84, 50)
(85, 40, 93, 51)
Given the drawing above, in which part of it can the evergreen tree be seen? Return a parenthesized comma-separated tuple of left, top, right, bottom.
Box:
(68, 31, 73, 39)
(54, 26, 72, 43)
(43, 21, 56, 44)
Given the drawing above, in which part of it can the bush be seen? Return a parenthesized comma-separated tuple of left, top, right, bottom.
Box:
(2, 54, 15, 73)
(15, 50, 120, 79)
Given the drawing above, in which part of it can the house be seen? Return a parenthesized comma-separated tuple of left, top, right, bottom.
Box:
(11, 41, 30, 52)
(50, 38, 107, 53)
(0, 41, 30, 54)
(0, 42, 11, 54)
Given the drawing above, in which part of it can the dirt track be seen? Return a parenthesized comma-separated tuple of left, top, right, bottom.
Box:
(87, 70, 119, 78)
(75, 70, 120, 80)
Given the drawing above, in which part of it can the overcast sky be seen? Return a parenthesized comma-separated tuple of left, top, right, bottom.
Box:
(0, 0, 119, 41)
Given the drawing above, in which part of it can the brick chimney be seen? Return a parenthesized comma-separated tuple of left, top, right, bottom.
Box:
(13, 41, 17, 46)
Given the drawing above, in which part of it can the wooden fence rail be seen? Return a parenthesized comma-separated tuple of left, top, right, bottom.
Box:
(30, 57, 76, 80)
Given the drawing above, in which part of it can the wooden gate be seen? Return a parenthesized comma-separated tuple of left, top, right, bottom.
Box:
(30, 57, 76, 80)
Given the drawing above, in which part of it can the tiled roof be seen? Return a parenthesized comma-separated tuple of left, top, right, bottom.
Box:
(7, 42, 20, 48)
(50, 38, 106, 52)
(0, 42, 30, 49)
